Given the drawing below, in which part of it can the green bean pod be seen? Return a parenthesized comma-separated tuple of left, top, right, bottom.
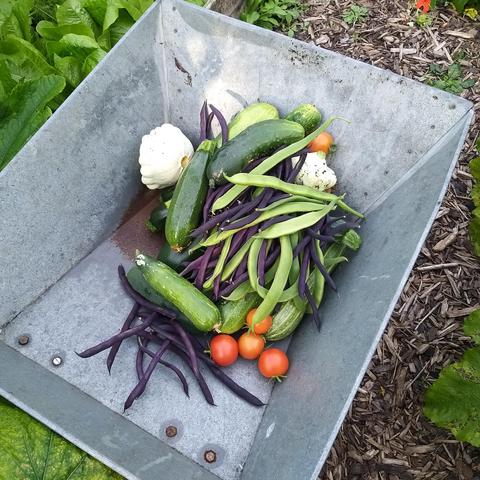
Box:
(247, 238, 264, 292)
(212, 116, 346, 212)
(201, 201, 333, 247)
(251, 235, 293, 327)
(313, 240, 325, 308)
(221, 237, 255, 281)
(222, 280, 254, 301)
(203, 236, 232, 289)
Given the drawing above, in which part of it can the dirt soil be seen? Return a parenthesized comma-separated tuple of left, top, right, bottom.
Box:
(295, 0, 480, 478)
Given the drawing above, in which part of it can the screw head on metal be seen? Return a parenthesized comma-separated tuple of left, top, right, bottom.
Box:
(18, 335, 30, 346)
(165, 426, 177, 438)
(52, 356, 63, 366)
(204, 450, 217, 464)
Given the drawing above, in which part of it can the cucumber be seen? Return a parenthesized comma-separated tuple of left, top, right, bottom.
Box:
(219, 292, 261, 334)
(126, 266, 200, 334)
(157, 240, 202, 272)
(207, 119, 305, 186)
(145, 203, 168, 233)
(166, 140, 216, 251)
(284, 104, 321, 135)
(135, 253, 221, 332)
(228, 103, 279, 140)
(265, 300, 306, 342)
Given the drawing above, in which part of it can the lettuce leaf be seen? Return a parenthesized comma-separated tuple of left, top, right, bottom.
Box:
(424, 310, 480, 447)
(0, 397, 121, 479)
(470, 156, 480, 257)
(0, 74, 66, 169)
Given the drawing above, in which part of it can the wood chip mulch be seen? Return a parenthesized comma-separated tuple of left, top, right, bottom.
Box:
(295, 1, 480, 478)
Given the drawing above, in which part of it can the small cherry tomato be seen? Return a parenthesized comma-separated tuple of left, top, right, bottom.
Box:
(210, 334, 238, 367)
(258, 348, 289, 379)
(238, 333, 265, 360)
(309, 132, 334, 154)
(246, 309, 273, 334)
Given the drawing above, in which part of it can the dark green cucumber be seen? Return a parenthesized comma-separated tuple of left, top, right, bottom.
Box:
(157, 240, 202, 272)
(207, 119, 305, 185)
(166, 140, 216, 251)
(126, 266, 200, 334)
(219, 292, 261, 334)
(135, 252, 221, 332)
(145, 203, 168, 233)
(284, 104, 321, 135)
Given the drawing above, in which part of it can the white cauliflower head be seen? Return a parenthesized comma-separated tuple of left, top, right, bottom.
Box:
(292, 151, 337, 191)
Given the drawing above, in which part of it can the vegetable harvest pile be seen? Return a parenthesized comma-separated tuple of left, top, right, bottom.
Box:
(79, 100, 363, 410)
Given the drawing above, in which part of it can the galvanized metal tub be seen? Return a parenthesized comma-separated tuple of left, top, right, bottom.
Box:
(0, 1, 473, 479)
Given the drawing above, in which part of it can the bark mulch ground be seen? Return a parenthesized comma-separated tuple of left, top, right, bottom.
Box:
(295, 1, 480, 478)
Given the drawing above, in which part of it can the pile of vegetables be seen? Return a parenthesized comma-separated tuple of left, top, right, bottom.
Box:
(79, 100, 363, 408)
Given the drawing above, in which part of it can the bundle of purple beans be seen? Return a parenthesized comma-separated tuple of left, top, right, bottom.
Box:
(76, 265, 264, 410)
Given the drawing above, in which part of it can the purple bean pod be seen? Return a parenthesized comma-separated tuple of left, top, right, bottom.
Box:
(193, 202, 247, 237)
(293, 234, 313, 258)
(107, 301, 140, 373)
(196, 245, 218, 289)
(219, 271, 249, 297)
(206, 111, 215, 140)
(305, 287, 321, 331)
(310, 244, 337, 291)
(298, 245, 311, 299)
(222, 210, 261, 231)
(287, 151, 307, 183)
(76, 312, 157, 358)
(257, 240, 267, 287)
(124, 339, 170, 410)
(139, 340, 189, 396)
(169, 320, 200, 377)
(209, 104, 228, 145)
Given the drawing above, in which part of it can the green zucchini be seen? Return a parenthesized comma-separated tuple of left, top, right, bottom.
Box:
(207, 119, 305, 186)
(228, 103, 279, 140)
(126, 266, 200, 334)
(219, 292, 261, 334)
(157, 240, 202, 272)
(166, 140, 216, 251)
(265, 299, 306, 342)
(145, 202, 168, 233)
(284, 104, 321, 135)
(135, 253, 221, 332)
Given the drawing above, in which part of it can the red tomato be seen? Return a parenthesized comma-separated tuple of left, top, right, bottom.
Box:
(246, 309, 273, 334)
(258, 348, 289, 379)
(309, 132, 334, 154)
(238, 333, 265, 360)
(209, 334, 238, 367)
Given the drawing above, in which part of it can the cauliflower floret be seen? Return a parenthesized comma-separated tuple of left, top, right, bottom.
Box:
(292, 151, 337, 191)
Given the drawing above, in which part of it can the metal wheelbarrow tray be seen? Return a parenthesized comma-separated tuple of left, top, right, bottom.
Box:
(0, 1, 473, 479)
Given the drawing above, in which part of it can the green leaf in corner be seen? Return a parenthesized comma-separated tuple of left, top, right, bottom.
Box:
(0, 0, 33, 41)
(55, 0, 98, 34)
(0, 398, 121, 479)
(0, 74, 65, 170)
(424, 345, 480, 447)
(464, 310, 480, 345)
(469, 215, 480, 257)
(471, 156, 480, 184)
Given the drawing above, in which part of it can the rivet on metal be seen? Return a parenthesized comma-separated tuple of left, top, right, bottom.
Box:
(204, 450, 217, 464)
(52, 356, 63, 366)
(165, 425, 177, 438)
(18, 335, 30, 346)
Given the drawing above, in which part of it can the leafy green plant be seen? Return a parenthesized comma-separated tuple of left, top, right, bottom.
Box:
(424, 310, 480, 447)
(342, 4, 368, 26)
(0, 396, 121, 478)
(469, 140, 480, 257)
(240, 0, 304, 36)
(426, 63, 476, 94)
(0, 0, 153, 170)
